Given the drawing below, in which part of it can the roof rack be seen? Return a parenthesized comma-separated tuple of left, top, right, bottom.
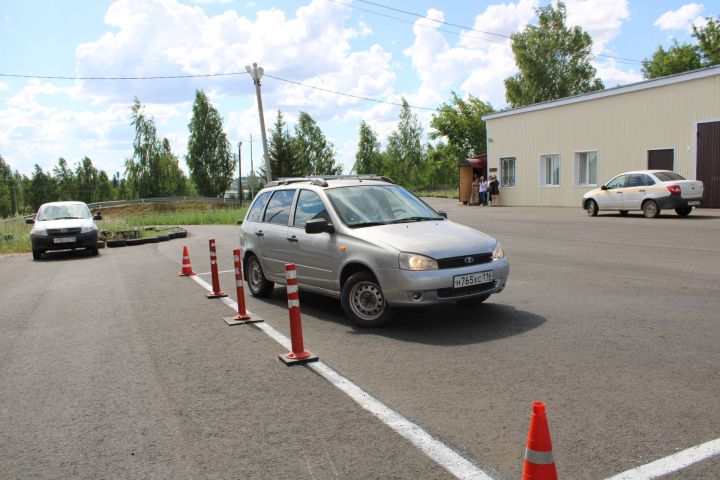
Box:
(267, 174, 395, 187)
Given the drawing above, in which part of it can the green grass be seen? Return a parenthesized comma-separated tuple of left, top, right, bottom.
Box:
(415, 188, 458, 199)
(0, 205, 248, 255)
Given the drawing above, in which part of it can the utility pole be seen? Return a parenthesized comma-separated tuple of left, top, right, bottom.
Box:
(249, 133, 255, 199)
(237, 141, 243, 206)
(245, 63, 272, 182)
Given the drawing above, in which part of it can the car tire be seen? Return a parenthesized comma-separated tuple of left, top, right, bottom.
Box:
(585, 200, 599, 217)
(97, 240, 106, 249)
(244, 254, 274, 297)
(457, 294, 490, 306)
(90, 246, 99, 256)
(642, 200, 660, 218)
(107, 239, 127, 248)
(619, 210, 629, 216)
(32, 249, 43, 260)
(126, 238, 146, 246)
(675, 207, 692, 217)
(174, 230, 188, 238)
(341, 271, 395, 328)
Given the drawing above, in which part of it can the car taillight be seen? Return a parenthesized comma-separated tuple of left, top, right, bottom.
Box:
(667, 185, 681, 196)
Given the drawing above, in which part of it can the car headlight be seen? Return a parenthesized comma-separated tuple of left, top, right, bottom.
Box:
(492, 242, 505, 260)
(33, 227, 48, 237)
(399, 253, 438, 271)
(81, 223, 98, 234)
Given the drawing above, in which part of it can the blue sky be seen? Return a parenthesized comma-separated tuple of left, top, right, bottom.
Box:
(0, 0, 715, 179)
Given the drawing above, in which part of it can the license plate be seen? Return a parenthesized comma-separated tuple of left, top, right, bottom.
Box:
(688, 201, 700, 206)
(453, 270, 493, 288)
(54, 237, 76, 244)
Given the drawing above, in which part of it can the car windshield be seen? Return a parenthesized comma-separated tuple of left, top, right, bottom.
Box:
(653, 171, 686, 182)
(326, 184, 443, 228)
(37, 204, 91, 221)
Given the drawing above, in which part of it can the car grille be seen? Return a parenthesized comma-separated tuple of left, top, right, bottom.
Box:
(436, 253, 493, 269)
(47, 228, 82, 235)
(437, 281, 497, 299)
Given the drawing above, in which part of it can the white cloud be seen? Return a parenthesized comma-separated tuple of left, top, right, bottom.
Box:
(563, 0, 630, 52)
(654, 3, 704, 31)
(594, 60, 643, 88)
(0, 81, 9, 93)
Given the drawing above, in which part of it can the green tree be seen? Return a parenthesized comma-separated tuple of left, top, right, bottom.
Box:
(353, 121, 383, 174)
(126, 97, 186, 198)
(0, 156, 15, 217)
(75, 156, 99, 203)
(641, 41, 702, 78)
(430, 92, 494, 162)
(186, 90, 234, 197)
(53, 157, 76, 200)
(28, 164, 57, 210)
(693, 16, 720, 65)
(384, 99, 425, 188)
(160, 138, 187, 196)
(293, 112, 342, 175)
(266, 110, 302, 179)
(504, 1, 603, 108)
(421, 142, 458, 190)
(97, 171, 113, 202)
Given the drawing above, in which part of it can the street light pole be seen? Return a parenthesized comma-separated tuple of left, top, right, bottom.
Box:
(245, 63, 272, 182)
(237, 141, 243, 206)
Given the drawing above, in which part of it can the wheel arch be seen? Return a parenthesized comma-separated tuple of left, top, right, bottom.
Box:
(340, 261, 375, 290)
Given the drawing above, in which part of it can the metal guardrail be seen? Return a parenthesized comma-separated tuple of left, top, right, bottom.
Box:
(88, 196, 244, 209)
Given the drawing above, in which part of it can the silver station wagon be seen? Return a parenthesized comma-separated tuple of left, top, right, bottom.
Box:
(239, 176, 509, 327)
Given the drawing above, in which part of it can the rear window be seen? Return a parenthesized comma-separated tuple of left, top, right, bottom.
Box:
(654, 171, 685, 182)
(245, 191, 271, 223)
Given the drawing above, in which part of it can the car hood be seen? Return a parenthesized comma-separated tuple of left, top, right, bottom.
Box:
(34, 218, 93, 230)
(347, 220, 497, 257)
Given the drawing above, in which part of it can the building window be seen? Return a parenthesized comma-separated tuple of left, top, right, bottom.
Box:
(500, 157, 516, 187)
(539, 154, 560, 186)
(575, 151, 598, 186)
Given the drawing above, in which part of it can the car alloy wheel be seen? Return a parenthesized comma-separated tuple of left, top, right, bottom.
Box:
(341, 272, 394, 327)
(586, 200, 598, 217)
(642, 200, 660, 218)
(245, 254, 274, 297)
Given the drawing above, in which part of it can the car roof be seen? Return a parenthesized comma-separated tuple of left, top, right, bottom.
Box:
(265, 175, 395, 189)
(39, 201, 88, 207)
(613, 170, 673, 176)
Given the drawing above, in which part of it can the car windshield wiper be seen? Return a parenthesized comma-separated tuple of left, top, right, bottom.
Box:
(349, 221, 388, 228)
(54, 216, 84, 220)
(390, 216, 443, 223)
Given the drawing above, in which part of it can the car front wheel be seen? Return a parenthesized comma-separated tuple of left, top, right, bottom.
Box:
(341, 272, 395, 327)
(675, 207, 692, 217)
(245, 254, 274, 297)
(585, 200, 599, 216)
(32, 249, 43, 260)
(642, 200, 660, 218)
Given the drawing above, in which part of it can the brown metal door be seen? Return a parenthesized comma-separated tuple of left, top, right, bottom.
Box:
(697, 121, 720, 208)
(647, 149, 674, 171)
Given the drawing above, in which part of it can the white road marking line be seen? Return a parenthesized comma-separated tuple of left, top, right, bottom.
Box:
(603, 438, 720, 480)
(196, 270, 234, 276)
(189, 274, 496, 480)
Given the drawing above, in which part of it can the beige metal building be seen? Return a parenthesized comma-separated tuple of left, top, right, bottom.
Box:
(482, 65, 720, 208)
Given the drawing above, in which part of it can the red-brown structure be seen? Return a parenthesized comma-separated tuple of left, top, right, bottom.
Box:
(278, 263, 318, 365)
(206, 239, 227, 298)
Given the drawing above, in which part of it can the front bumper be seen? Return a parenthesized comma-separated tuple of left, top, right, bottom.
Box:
(31, 231, 99, 252)
(376, 257, 510, 306)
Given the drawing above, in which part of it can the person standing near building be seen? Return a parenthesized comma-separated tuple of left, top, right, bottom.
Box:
(489, 175, 500, 206)
(479, 176, 489, 206)
(469, 174, 480, 205)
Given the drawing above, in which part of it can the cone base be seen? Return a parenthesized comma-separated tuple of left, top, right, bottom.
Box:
(223, 316, 264, 326)
(206, 292, 228, 298)
(278, 351, 319, 366)
(178, 271, 197, 276)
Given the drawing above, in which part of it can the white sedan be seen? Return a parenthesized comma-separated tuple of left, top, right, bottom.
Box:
(583, 170, 704, 218)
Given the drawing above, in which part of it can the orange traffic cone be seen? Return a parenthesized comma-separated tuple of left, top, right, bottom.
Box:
(178, 245, 197, 276)
(522, 402, 558, 480)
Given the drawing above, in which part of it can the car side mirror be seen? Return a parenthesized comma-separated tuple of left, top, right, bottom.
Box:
(93, 212, 103, 221)
(600, 185, 608, 191)
(438, 211, 448, 219)
(25, 217, 35, 224)
(305, 218, 335, 234)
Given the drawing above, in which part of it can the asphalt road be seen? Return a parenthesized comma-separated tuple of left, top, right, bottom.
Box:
(1, 201, 719, 479)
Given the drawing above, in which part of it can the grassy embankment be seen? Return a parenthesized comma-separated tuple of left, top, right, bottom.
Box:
(0, 200, 247, 255)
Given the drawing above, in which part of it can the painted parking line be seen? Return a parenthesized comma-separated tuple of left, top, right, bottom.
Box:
(189, 274, 497, 480)
(196, 269, 234, 276)
(603, 438, 720, 480)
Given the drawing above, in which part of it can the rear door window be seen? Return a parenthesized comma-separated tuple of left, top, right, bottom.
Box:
(264, 190, 296, 225)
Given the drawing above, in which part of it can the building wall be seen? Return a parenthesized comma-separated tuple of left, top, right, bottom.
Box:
(485, 73, 720, 207)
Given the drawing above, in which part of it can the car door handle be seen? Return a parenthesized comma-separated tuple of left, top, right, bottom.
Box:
(255, 231, 264, 237)
(287, 235, 298, 243)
